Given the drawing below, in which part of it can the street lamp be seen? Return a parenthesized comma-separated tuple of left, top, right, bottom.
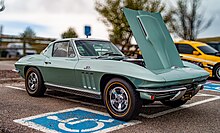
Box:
(0, 0, 5, 12)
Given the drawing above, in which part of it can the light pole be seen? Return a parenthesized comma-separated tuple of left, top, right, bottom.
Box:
(0, 0, 5, 12)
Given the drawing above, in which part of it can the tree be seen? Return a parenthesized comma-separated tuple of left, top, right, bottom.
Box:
(20, 27, 36, 39)
(95, 0, 172, 50)
(61, 27, 78, 38)
(168, 0, 213, 40)
(20, 27, 36, 56)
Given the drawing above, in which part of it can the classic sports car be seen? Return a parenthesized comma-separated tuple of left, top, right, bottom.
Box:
(175, 40, 220, 80)
(14, 8, 209, 121)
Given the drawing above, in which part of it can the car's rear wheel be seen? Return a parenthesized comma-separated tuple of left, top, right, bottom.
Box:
(160, 99, 187, 108)
(214, 65, 220, 80)
(103, 78, 142, 121)
(25, 67, 46, 97)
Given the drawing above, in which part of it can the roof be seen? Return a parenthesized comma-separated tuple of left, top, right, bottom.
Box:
(53, 38, 110, 42)
(175, 40, 208, 47)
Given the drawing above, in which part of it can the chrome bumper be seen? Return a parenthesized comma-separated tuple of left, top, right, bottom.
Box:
(137, 84, 204, 101)
(12, 69, 20, 73)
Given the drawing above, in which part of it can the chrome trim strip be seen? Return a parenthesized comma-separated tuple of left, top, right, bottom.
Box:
(12, 69, 20, 73)
(194, 84, 204, 94)
(136, 87, 187, 93)
(44, 82, 101, 95)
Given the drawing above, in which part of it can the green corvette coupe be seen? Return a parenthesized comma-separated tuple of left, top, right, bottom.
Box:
(14, 8, 209, 121)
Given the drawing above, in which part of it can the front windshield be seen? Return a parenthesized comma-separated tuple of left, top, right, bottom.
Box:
(198, 45, 218, 55)
(75, 40, 124, 56)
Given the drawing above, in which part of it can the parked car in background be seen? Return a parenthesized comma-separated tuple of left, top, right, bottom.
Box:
(175, 40, 220, 80)
(206, 42, 220, 52)
(14, 8, 209, 121)
(6, 43, 37, 57)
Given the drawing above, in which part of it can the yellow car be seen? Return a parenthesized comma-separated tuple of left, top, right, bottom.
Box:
(175, 40, 220, 80)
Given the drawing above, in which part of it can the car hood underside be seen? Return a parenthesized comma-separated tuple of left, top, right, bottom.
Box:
(123, 8, 183, 71)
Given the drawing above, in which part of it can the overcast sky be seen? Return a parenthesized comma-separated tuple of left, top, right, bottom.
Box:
(0, 0, 219, 40)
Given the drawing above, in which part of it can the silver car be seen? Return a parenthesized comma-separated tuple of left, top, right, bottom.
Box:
(6, 43, 37, 57)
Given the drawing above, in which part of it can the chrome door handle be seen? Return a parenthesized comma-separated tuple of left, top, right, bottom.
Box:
(45, 61, 51, 64)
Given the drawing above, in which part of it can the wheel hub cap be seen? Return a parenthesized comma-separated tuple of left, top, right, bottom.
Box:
(109, 87, 128, 112)
(28, 72, 38, 91)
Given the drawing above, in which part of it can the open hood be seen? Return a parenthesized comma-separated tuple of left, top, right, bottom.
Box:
(123, 8, 183, 70)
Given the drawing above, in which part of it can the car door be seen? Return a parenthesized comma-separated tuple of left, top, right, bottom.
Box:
(177, 44, 205, 67)
(43, 40, 78, 87)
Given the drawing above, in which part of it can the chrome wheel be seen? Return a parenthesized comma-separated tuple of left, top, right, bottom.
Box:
(216, 67, 220, 79)
(28, 72, 38, 91)
(104, 78, 142, 121)
(109, 86, 129, 112)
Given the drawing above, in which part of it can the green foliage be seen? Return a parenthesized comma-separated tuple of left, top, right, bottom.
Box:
(169, 0, 213, 40)
(20, 27, 36, 39)
(20, 27, 36, 56)
(61, 27, 78, 39)
(95, 0, 172, 49)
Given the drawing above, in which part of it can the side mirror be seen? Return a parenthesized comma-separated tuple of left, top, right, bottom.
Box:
(193, 51, 200, 55)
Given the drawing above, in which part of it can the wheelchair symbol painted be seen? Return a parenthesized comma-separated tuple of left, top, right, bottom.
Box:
(47, 115, 114, 132)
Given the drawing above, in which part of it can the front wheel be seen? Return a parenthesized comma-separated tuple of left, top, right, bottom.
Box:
(160, 99, 187, 108)
(103, 78, 142, 121)
(25, 67, 46, 97)
(214, 65, 220, 80)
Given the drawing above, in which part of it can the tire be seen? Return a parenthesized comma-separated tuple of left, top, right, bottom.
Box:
(25, 67, 46, 97)
(214, 65, 220, 80)
(160, 99, 187, 108)
(103, 78, 142, 121)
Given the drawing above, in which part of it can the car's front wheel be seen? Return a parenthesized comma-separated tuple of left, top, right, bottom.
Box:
(103, 78, 142, 121)
(214, 65, 220, 80)
(25, 67, 46, 97)
(160, 99, 187, 108)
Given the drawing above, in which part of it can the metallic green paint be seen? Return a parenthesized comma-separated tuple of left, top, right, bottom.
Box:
(14, 9, 209, 101)
(123, 8, 183, 70)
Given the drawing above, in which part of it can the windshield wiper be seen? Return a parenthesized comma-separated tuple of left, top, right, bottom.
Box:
(96, 52, 122, 59)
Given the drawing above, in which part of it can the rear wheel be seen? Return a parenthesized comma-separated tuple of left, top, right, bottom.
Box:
(160, 99, 187, 108)
(103, 78, 142, 121)
(214, 65, 220, 80)
(25, 67, 46, 97)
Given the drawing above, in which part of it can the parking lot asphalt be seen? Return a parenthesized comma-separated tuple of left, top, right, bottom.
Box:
(0, 81, 220, 133)
(0, 61, 16, 70)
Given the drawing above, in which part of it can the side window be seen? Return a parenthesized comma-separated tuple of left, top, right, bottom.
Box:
(68, 44, 76, 58)
(53, 42, 68, 57)
(52, 41, 76, 58)
(177, 44, 196, 54)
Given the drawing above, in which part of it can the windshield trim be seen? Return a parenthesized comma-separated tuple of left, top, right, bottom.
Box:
(74, 40, 124, 57)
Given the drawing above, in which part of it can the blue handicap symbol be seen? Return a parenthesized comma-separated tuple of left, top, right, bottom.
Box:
(204, 83, 220, 93)
(19, 108, 127, 133)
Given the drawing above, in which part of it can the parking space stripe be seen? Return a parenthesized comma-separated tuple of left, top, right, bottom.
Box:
(14, 107, 141, 133)
(6, 85, 26, 91)
(6, 85, 106, 109)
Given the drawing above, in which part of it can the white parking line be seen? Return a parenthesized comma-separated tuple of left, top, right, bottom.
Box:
(6, 85, 105, 108)
(14, 107, 141, 133)
(140, 95, 220, 118)
(5, 85, 220, 119)
(6, 85, 25, 91)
